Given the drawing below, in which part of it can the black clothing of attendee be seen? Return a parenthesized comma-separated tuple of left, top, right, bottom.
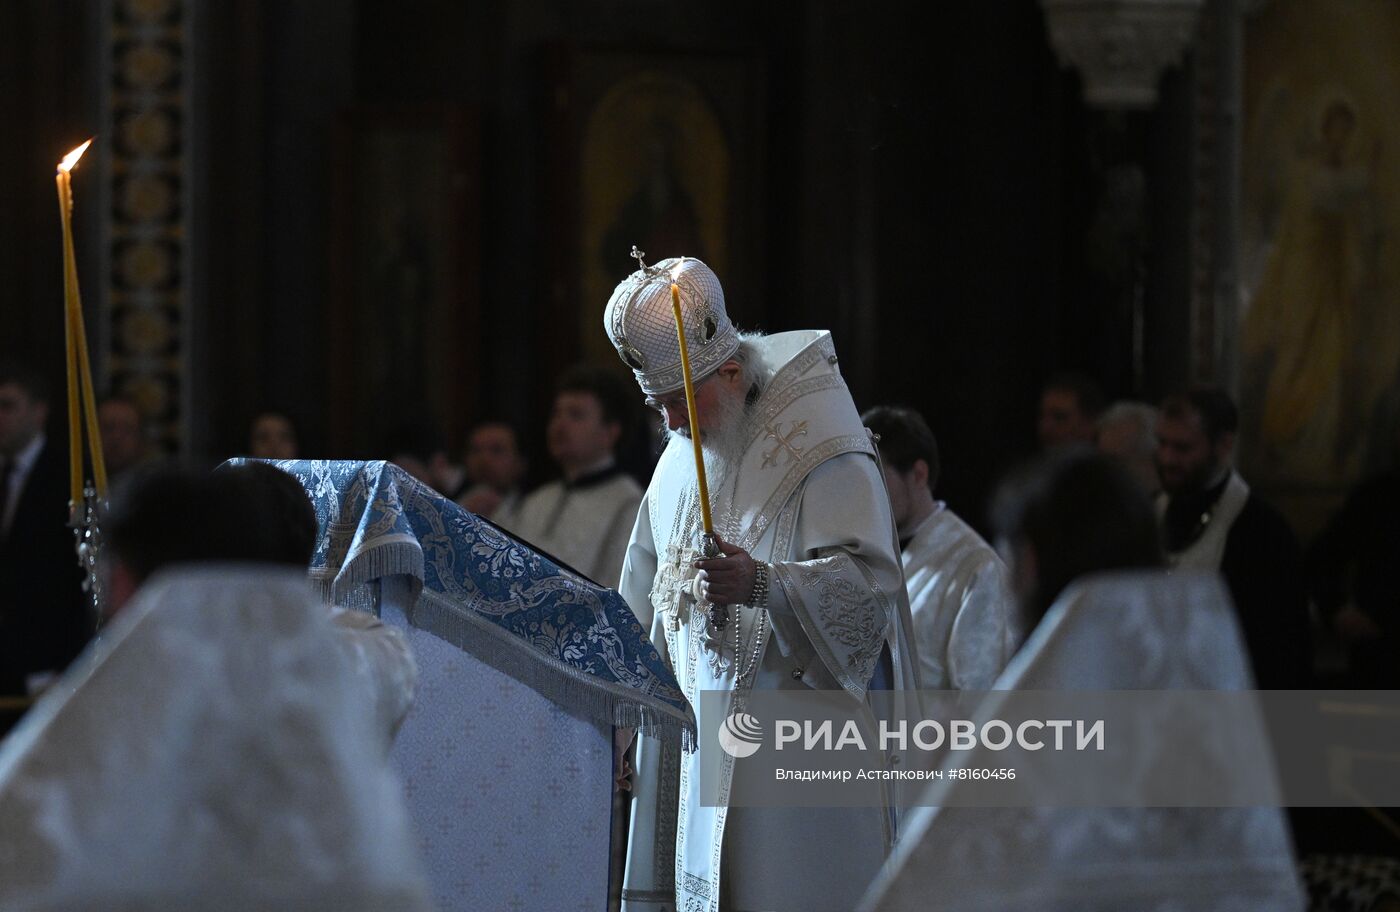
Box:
(1220, 496, 1312, 688)
(0, 440, 89, 694)
(1306, 471, 1400, 688)
(1165, 475, 1312, 689)
(1162, 472, 1233, 554)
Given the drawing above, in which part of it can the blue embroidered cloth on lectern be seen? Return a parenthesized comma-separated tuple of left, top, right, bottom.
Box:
(224, 458, 694, 745)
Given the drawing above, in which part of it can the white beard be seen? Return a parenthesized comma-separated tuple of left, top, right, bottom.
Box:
(664, 387, 750, 497)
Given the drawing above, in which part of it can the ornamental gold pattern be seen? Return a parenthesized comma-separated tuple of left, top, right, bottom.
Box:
(107, 0, 186, 455)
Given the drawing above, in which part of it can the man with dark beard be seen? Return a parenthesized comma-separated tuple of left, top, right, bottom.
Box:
(607, 254, 919, 912)
(1155, 388, 1311, 687)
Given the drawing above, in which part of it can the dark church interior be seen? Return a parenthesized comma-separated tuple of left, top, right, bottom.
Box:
(2, 1, 1399, 909)
(3, 0, 1215, 513)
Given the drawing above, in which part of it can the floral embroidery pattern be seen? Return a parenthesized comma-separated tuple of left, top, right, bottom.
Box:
(796, 553, 884, 690)
(225, 459, 694, 736)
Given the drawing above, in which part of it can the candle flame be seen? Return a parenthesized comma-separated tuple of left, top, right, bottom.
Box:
(58, 139, 94, 173)
(670, 255, 686, 282)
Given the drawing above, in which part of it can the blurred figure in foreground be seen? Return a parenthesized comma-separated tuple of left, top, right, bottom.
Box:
(861, 450, 1303, 912)
(0, 462, 428, 910)
(992, 449, 1163, 632)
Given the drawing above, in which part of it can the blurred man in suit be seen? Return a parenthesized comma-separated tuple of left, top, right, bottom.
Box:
(0, 361, 88, 694)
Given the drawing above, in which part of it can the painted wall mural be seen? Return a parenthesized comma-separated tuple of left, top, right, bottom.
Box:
(1241, 0, 1400, 510)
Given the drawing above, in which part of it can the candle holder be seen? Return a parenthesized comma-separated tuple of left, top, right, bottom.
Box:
(694, 531, 729, 637)
(69, 484, 106, 622)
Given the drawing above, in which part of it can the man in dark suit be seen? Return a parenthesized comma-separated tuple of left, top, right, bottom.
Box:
(0, 362, 89, 695)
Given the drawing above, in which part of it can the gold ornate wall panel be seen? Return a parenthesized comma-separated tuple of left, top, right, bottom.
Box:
(106, 0, 187, 456)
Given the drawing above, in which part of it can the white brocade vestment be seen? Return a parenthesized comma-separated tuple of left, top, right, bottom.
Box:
(860, 571, 1305, 912)
(510, 468, 643, 589)
(901, 504, 1019, 690)
(329, 606, 418, 751)
(619, 330, 921, 912)
(0, 564, 430, 912)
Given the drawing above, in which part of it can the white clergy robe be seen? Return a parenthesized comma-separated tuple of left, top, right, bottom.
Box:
(620, 330, 921, 912)
(510, 464, 643, 588)
(901, 504, 1019, 690)
(860, 571, 1304, 912)
(329, 606, 418, 752)
(0, 565, 430, 912)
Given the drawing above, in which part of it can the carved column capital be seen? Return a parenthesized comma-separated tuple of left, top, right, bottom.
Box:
(1041, 0, 1205, 108)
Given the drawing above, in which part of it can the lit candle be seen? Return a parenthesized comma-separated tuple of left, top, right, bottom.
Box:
(56, 140, 91, 507)
(56, 140, 106, 502)
(670, 275, 714, 534)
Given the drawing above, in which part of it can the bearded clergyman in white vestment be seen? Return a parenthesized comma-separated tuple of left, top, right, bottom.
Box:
(862, 405, 1019, 690)
(608, 253, 921, 912)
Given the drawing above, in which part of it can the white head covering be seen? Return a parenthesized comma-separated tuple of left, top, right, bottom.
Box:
(861, 570, 1304, 912)
(0, 565, 431, 912)
(603, 254, 739, 395)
